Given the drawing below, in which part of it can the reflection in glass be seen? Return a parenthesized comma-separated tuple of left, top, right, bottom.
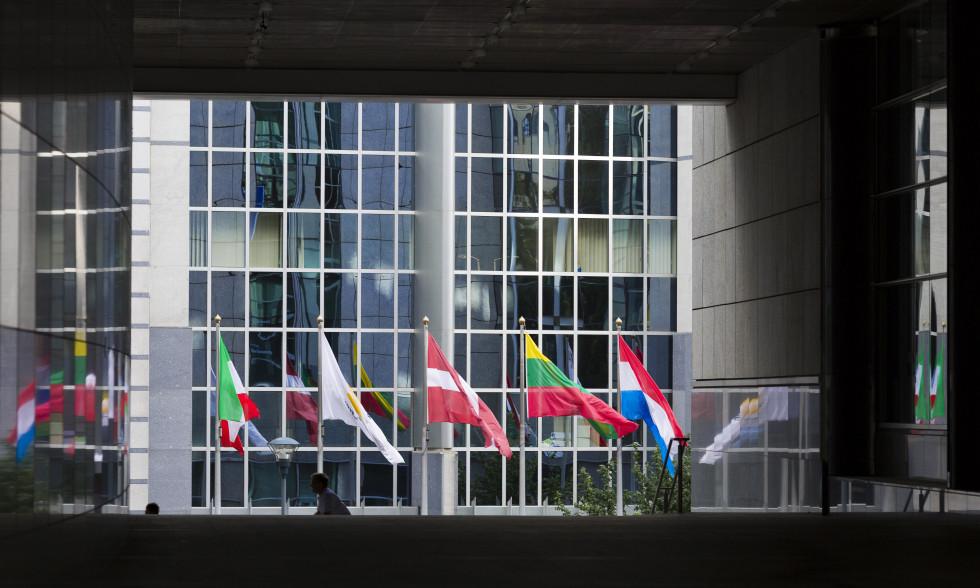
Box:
(648, 220, 676, 274)
(398, 332, 414, 388)
(542, 218, 573, 272)
(472, 104, 504, 154)
(578, 160, 608, 214)
(360, 332, 394, 388)
(399, 215, 415, 270)
(212, 211, 245, 267)
(578, 278, 609, 330)
(190, 271, 207, 327)
(472, 157, 503, 212)
(508, 217, 538, 271)
(250, 272, 283, 328)
(323, 213, 357, 269)
(190, 151, 207, 206)
(470, 216, 502, 271)
(470, 334, 502, 388)
(362, 155, 395, 210)
(399, 103, 415, 151)
(649, 161, 677, 216)
(212, 272, 245, 326)
(250, 390, 282, 442)
(212, 101, 246, 148)
(190, 211, 207, 266)
(288, 153, 320, 209)
(507, 276, 538, 329)
(289, 101, 321, 149)
(190, 100, 209, 147)
(399, 156, 415, 210)
(470, 275, 503, 330)
(613, 105, 644, 157)
(249, 212, 282, 268)
(287, 213, 319, 269)
(252, 102, 284, 149)
(287, 272, 320, 328)
(322, 273, 357, 328)
(644, 335, 672, 389)
(578, 105, 609, 156)
(542, 105, 574, 155)
(250, 331, 282, 386)
(542, 276, 574, 330)
(455, 275, 467, 329)
(508, 158, 538, 212)
(362, 273, 395, 328)
(649, 106, 676, 158)
(455, 217, 467, 271)
(211, 151, 245, 207)
(325, 103, 358, 150)
(398, 274, 414, 329)
(542, 159, 573, 213)
(875, 186, 947, 282)
(251, 152, 284, 208)
(363, 103, 396, 152)
(508, 104, 538, 155)
(576, 335, 609, 389)
(613, 160, 643, 215)
(648, 278, 676, 331)
(578, 218, 608, 272)
(324, 154, 358, 209)
(362, 214, 395, 269)
(612, 277, 644, 331)
(613, 219, 643, 273)
(455, 104, 468, 152)
(455, 156, 467, 211)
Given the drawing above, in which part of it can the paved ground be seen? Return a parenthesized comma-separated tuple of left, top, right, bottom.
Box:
(1, 512, 978, 586)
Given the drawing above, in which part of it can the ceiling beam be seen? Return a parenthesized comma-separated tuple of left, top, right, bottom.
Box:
(134, 68, 736, 104)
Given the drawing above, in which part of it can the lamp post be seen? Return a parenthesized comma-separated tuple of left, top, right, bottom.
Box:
(267, 436, 300, 515)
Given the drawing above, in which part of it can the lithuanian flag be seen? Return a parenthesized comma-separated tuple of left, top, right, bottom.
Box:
(525, 334, 637, 440)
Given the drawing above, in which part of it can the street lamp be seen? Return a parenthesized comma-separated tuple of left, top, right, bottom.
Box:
(267, 436, 300, 515)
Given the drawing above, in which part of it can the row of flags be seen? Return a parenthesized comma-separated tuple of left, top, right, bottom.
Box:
(914, 332, 946, 424)
(208, 332, 684, 477)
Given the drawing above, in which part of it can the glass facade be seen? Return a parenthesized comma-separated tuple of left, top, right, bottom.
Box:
(454, 104, 681, 508)
(185, 101, 685, 511)
(189, 101, 415, 508)
(0, 2, 131, 516)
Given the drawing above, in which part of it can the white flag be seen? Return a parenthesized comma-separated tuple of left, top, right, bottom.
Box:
(319, 333, 404, 465)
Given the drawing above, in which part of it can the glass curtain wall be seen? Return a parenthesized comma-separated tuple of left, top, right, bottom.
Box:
(873, 0, 947, 481)
(453, 104, 679, 508)
(189, 101, 415, 509)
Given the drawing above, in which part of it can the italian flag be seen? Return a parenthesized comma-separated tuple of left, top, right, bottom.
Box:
(525, 334, 637, 440)
(217, 334, 260, 455)
(931, 333, 945, 423)
(914, 333, 931, 424)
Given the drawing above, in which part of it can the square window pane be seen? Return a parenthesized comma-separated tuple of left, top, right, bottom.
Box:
(325, 154, 358, 209)
(578, 105, 609, 156)
(362, 214, 395, 269)
(288, 153, 320, 209)
(363, 155, 395, 210)
(287, 213, 320, 269)
(212, 211, 245, 267)
(322, 273, 357, 328)
(286, 272, 320, 328)
(325, 103, 358, 150)
(249, 212, 282, 268)
(323, 213, 357, 269)
(249, 272, 283, 328)
(363, 103, 396, 151)
(212, 152, 245, 207)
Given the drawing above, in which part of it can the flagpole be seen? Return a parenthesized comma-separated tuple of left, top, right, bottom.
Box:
(421, 316, 429, 516)
(317, 315, 324, 474)
(615, 318, 623, 517)
(214, 314, 222, 515)
(519, 316, 526, 517)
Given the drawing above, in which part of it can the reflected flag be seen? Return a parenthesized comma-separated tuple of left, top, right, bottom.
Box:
(618, 335, 684, 476)
(6, 381, 36, 462)
(914, 332, 931, 424)
(355, 343, 410, 432)
(931, 332, 946, 423)
(285, 356, 319, 444)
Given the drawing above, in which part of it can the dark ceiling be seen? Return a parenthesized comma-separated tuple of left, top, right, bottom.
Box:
(133, 0, 912, 101)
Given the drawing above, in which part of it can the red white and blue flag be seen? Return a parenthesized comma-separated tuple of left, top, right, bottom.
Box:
(617, 335, 684, 476)
(6, 381, 36, 462)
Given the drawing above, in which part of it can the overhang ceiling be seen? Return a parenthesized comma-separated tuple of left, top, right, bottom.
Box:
(134, 0, 912, 102)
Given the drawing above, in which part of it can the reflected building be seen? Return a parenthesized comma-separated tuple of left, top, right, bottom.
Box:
(132, 100, 691, 514)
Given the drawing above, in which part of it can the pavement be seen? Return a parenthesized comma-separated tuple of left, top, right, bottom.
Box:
(1, 512, 978, 586)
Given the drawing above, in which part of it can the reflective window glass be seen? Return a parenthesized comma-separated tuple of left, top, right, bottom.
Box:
(612, 277, 644, 331)
(578, 277, 609, 330)
(398, 215, 414, 270)
(362, 155, 395, 210)
(325, 103, 358, 151)
(508, 104, 538, 155)
(508, 158, 538, 212)
(470, 334, 502, 388)
(249, 331, 282, 386)
(252, 102, 284, 149)
(322, 273, 357, 328)
(323, 213, 357, 269)
(543, 105, 574, 155)
(613, 219, 643, 273)
(362, 273, 395, 329)
(648, 277, 676, 331)
(578, 218, 608, 272)
(542, 159, 573, 213)
(507, 217, 538, 271)
(287, 213, 320, 269)
(212, 101, 246, 148)
(212, 211, 245, 267)
(211, 271, 245, 326)
(648, 106, 676, 158)
(578, 106, 609, 156)
(289, 101, 321, 149)
(363, 103, 396, 152)
(288, 153, 320, 209)
(324, 154, 358, 209)
(212, 151, 245, 207)
(613, 105, 644, 157)
(190, 151, 208, 206)
(507, 275, 539, 330)
(251, 152, 283, 208)
(249, 212, 282, 268)
(398, 274, 414, 329)
(362, 214, 395, 269)
(470, 216, 502, 271)
(399, 103, 415, 151)
(472, 104, 504, 154)
(470, 275, 503, 330)
(613, 160, 643, 215)
(399, 155, 414, 210)
(647, 219, 676, 274)
(286, 272, 320, 328)
(190, 100, 209, 147)
(578, 160, 608, 214)
(471, 157, 503, 212)
(250, 272, 283, 328)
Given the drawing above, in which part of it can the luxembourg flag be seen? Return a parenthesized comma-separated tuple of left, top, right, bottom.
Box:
(617, 335, 684, 476)
(6, 381, 36, 462)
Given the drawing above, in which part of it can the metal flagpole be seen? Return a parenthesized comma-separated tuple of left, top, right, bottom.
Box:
(615, 318, 623, 516)
(519, 317, 526, 516)
(421, 316, 429, 516)
(317, 316, 324, 474)
(214, 314, 222, 515)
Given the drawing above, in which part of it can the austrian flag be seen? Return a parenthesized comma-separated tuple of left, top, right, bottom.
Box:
(427, 334, 512, 458)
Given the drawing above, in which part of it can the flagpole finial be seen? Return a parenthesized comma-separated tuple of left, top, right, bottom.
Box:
(615, 317, 622, 328)
(519, 316, 525, 327)
(423, 316, 429, 326)
(317, 315, 323, 325)
(214, 314, 222, 324)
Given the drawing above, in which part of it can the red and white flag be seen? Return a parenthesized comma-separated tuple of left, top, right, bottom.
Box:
(285, 357, 319, 444)
(427, 334, 512, 458)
